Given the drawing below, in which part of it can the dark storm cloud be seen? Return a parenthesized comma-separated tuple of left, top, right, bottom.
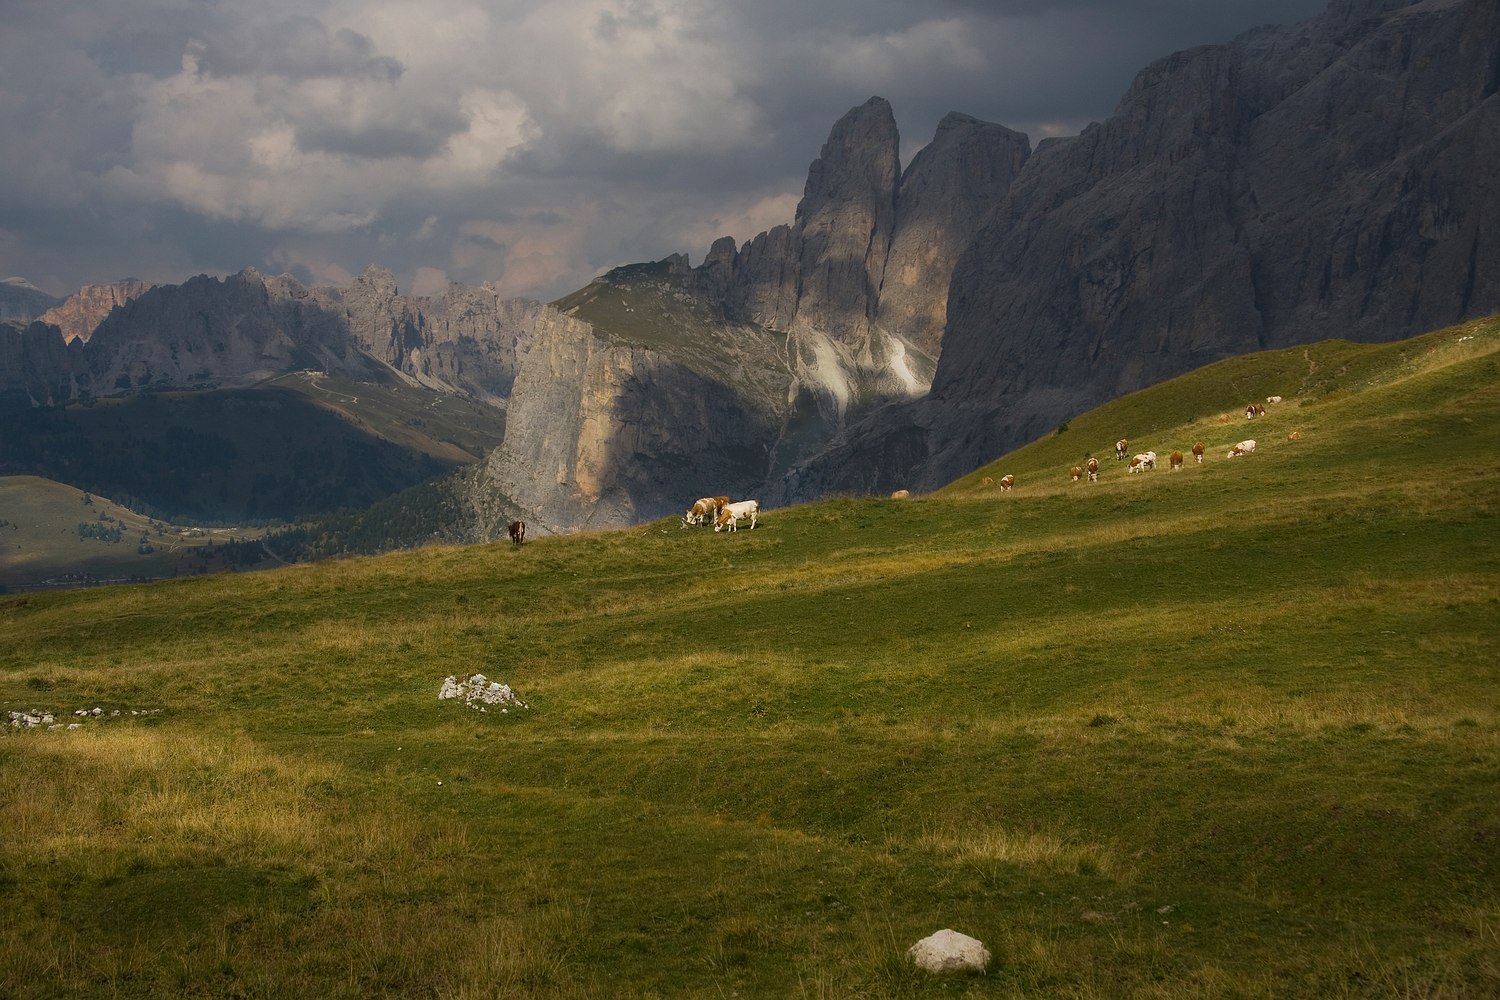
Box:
(0, 0, 1334, 302)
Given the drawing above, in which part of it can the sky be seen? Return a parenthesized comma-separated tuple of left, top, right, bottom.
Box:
(1, 0, 1329, 303)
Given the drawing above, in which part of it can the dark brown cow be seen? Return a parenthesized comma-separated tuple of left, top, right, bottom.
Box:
(508, 520, 526, 546)
(1169, 450, 1184, 471)
(1192, 441, 1205, 464)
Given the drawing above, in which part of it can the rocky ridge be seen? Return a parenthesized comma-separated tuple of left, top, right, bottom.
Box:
(37, 279, 153, 344)
(773, 0, 1500, 497)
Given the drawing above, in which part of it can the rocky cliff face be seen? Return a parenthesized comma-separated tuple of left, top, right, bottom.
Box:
(694, 98, 1030, 424)
(0, 266, 539, 411)
(468, 306, 783, 532)
(779, 0, 1500, 496)
(37, 279, 153, 344)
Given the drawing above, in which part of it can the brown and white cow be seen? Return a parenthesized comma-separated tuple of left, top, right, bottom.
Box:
(1227, 439, 1257, 458)
(982, 476, 994, 486)
(713, 499, 760, 532)
(1115, 439, 1129, 461)
(999, 474, 1015, 491)
(508, 520, 526, 546)
(1086, 457, 1100, 482)
(1192, 441, 1205, 464)
(1128, 451, 1157, 472)
(682, 497, 717, 527)
(1070, 466, 1083, 482)
(1287, 430, 1302, 441)
(1246, 403, 1265, 419)
(890, 489, 911, 499)
(1169, 450, 1184, 471)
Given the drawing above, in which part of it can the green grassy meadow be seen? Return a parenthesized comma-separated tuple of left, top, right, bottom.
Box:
(2, 317, 1498, 998)
(0, 476, 268, 590)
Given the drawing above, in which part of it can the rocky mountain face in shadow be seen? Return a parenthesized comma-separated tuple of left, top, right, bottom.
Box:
(777, 0, 1500, 497)
(0, 278, 62, 326)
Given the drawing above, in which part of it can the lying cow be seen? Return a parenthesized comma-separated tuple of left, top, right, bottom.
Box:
(1227, 439, 1257, 458)
(714, 499, 760, 532)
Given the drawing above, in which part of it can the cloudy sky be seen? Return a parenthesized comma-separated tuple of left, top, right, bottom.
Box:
(1, 0, 1328, 303)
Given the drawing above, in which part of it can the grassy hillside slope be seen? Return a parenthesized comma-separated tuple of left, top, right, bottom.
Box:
(0, 476, 269, 591)
(1, 316, 1497, 999)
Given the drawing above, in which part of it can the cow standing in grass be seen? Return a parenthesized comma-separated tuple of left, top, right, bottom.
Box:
(1070, 466, 1083, 482)
(508, 521, 526, 546)
(1192, 442, 1205, 464)
(1086, 458, 1100, 482)
(1115, 439, 1129, 461)
(714, 499, 761, 532)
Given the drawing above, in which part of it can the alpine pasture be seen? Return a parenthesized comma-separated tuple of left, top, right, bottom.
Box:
(2, 317, 1497, 999)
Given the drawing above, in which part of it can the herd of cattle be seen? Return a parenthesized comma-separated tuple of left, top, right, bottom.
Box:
(984, 395, 1298, 492)
(514, 397, 1298, 547)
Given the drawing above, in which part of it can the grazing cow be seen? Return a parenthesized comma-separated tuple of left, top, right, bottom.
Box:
(1246, 403, 1265, 419)
(682, 497, 717, 527)
(1070, 466, 1083, 482)
(508, 520, 526, 546)
(713, 499, 760, 532)
(982, 476, 994, 486)
(1287, 430, 1302, 441)
(1192, 441, 1205, 464)
(999, 474, 1015, 491)
(1128, 451, 1157, 472)
(1227, 439, 1257, 458)
(1086, 457, 1100, 482)
(1169, 450, 1184, 471)
(1115, 439, 1129, 460)
(1267, 395, 1283, 404)
(890, 489, 911, 499)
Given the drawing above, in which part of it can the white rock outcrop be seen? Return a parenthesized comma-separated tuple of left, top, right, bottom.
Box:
(907, 928, 990, 974)
(438, 674, 529, 713)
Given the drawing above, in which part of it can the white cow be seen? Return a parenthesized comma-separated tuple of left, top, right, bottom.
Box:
(1226, 439, 1257, 458)
(714, 499, 760, 532)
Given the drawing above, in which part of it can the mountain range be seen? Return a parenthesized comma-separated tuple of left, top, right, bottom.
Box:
(2, 0, 1495, 538)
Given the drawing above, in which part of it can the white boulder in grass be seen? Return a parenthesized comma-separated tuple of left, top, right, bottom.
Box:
(907, 928, 990, 974)
(438, 674, 529, 711)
